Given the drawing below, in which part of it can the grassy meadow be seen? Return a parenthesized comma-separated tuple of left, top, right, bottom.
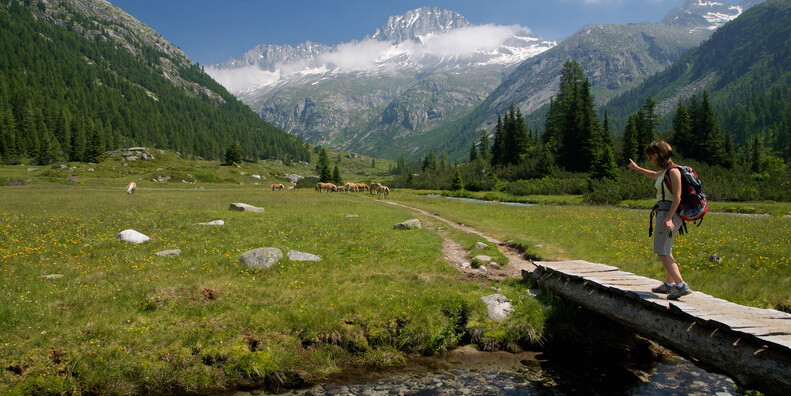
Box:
(0, 186, 543, 394)
(2, 151, 790, 393)
(397, 191, 791, 309)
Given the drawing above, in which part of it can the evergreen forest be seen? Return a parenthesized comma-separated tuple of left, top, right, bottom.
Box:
(0, 2, 310, 166)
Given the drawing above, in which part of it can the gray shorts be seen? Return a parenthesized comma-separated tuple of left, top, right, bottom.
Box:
(653, 210, 682, 256)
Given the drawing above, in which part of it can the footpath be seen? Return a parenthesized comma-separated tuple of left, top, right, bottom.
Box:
(384, 200, 791, 396)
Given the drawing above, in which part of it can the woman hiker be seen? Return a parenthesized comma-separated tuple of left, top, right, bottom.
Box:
(627, 140, 692, 300)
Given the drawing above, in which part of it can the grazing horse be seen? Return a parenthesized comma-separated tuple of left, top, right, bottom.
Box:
(315, 182, 336, 193)
(126, 181, 137, 195)
(355, 183, 369, 192)
(369, 182, 381, 195)
(287, 186, 295, 190)
(377, 185, 390, 199)
(344, 182, 357, 193)
(271, 184, 285, 191)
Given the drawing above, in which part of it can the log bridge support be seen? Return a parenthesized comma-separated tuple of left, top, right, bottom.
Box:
(529, 260, 791, 396)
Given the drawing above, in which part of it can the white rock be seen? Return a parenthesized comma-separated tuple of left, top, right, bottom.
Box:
(155, 249, 182, 257)
(474, 242, 488, 249)
(394, 219, 422, 230)
(117, 229, 150, 244)
(229, 203, 265, 212)
(240, 248, 283, 270)
(287, 250, 321, 262)
(481, 294, 514, 321)
(40, 274, 64, 279)
(197, 220, 224, 226)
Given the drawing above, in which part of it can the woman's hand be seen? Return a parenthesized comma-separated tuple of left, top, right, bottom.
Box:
(664, 217, 674, 232)
(627, 158, 637, 170)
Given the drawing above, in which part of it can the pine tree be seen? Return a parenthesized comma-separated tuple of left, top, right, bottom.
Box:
(371, 158, 376, 168)
(469, 140, 478, 162)
(84, 122, 105, 163)
(621, 114, 639, 164)
(316, 147, 331, 182)
(671, 99, 692, 158)
(450, 168, 464, 191)
(478, 130, 490, 161)
(491, 115, 504, 167)
(224, 142, 242, 165)
(590, 144, 619, 181)
(332, 165, 342, 186)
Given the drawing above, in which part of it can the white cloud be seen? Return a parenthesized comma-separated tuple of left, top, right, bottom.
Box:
(205, 65, 280, 93)
(212, 24, 536, 93)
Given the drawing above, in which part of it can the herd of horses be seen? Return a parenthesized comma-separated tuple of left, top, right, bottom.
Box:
(313, 181, 390, 198)
(126, 180, 389, 198)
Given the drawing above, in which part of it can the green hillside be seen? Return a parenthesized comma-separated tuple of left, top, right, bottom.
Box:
(0, 1, 310, 166)
(604, 0, 791, 159)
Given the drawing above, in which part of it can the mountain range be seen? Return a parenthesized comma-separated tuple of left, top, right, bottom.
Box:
(210, 1, 751, 160)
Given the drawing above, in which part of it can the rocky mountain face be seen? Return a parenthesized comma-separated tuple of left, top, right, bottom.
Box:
(208, 7, 555, 158)
(43, 0, 225, 103)
(420, 0, 761, 160)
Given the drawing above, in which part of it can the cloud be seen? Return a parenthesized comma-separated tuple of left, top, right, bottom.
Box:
(212, 24, 534, 93)
(205, 65, 280, 93)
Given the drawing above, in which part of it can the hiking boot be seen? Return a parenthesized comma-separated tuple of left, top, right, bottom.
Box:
(667, 283, 692, 300)
(651, 283, 673, 294)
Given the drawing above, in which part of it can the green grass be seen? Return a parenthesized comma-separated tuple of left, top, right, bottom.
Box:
(0, 186, 542, 393)
(397, 190, 791, 309)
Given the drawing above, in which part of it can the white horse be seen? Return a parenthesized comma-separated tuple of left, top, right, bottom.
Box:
(126, 181, 137, 194)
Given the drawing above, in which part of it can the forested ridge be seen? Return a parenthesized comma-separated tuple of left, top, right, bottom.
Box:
(0, 1, 310, 165)
(603, 0, 791, 161)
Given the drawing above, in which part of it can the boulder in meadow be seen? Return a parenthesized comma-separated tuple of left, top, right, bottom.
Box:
(117, 229, 150, 244)
(240, 248, 283, 270)
(474, 242, 488, 249)
(394, 219, 422, 230)
(481, 294, 514, 321)
(197, 220, 224, 226)
(155, 249, 182, 257)
(287, 250, 321, 262)
(230, 203, 265, 213)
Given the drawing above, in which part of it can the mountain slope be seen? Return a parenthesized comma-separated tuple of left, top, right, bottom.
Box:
(0, 0, 309, 164)
(208, 7, 555, 159)
(420, 0, 755, 161)
(604, 0, 791, 150)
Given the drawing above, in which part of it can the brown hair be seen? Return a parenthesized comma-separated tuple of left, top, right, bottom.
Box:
(644, 140, 674, 169)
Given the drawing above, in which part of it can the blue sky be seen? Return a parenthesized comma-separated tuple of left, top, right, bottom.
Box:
(109, 0, 737, 65)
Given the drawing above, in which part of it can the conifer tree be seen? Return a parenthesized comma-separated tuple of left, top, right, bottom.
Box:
(671, 99, 692, 158)
(450, 168, 464, 191)
(590, 144, 619, 181)
(84, 122, 104, 163)
(316, 147, 331, 182)
(224, 142, 242, 165)
(621, 114, 639, 164)
(478, 130, 490, 161)
(491, 115, 504, 167)
(469, 141, 478, 162)
(332, 165, 342, 186)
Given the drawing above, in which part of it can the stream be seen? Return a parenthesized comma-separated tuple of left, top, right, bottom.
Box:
(239, 346, 737, 395)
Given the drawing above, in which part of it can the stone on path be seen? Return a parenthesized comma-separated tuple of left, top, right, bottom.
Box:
(472, 255, 492, 267)
(240, 247, 283, 270)
(394, 219, 422, 230)
(155, 249, 182, 257)
(229, 203, 265, 212)
(117, 229, 150, 244)
(474, 242, 488, 249)
(197, 220, 224, 226)
(481, 294, 514, 321)
(287, 250, 321, 262)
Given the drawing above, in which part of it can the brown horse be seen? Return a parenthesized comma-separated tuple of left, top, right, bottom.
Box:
(126, 181, 137, 194)
(343, 182, 357, 193)
(315, 182, 336, 193)
(369, 182, 381, 195)
(355, 183, 369, 192)
(271, 184, 285, 191)
(377, 185, 390, 199)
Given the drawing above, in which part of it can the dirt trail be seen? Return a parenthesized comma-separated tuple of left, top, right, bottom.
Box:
(382, 201, 536, 282)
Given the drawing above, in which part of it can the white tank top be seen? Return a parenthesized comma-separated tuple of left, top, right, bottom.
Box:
(655, 168, 668, 202)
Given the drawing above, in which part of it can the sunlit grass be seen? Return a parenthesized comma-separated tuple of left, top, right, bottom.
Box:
(0, 187, 543, 393)
(395, 190, 791, 309)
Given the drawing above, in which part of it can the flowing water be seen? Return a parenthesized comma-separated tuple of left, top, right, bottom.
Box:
(241, 346, 737, 395)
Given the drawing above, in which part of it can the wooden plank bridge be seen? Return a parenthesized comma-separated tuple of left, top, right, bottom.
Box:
(529, 260, 791, 396)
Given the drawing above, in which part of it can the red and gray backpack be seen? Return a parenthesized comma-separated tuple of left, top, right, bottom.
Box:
(663, 165, 708, 235)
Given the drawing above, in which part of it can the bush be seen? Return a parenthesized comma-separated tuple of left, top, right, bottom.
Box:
(295, 176, 320, 189)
